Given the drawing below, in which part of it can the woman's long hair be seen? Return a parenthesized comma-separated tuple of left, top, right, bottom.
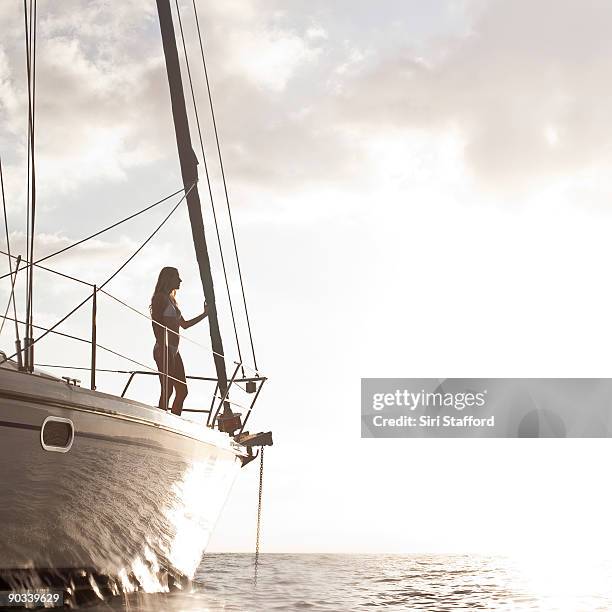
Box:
(150, 266, 178, 314)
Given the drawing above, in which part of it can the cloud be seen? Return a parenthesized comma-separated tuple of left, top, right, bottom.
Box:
(33, 38, 171, 189)
(0, 0, 346, 209)
(0, 2, 174, 205)
(334, 0, 612, 195)
(0, 47, 19, 132)
(226, 28, 322, 92)
(6, 0, 608, 219)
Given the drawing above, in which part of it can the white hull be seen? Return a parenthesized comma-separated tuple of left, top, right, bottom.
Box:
(0, 364, 245, 588)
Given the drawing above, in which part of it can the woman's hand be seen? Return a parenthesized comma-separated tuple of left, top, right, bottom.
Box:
(181, 304, 209, 329)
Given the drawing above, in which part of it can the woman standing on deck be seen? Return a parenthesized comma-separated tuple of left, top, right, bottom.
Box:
(150, 266, 208, 415)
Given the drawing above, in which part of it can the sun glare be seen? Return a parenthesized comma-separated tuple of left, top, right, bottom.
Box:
(544, 125, 560, 147)
(510, 547, 612, 610)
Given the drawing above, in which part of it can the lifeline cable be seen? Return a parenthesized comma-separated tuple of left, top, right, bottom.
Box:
(0, 313, 189, 388)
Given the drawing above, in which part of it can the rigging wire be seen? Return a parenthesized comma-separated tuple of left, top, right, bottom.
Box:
(0, 256, 21, 337)
(0, 182, 195, 366)
(101, 287, 187, 346)
(28, 0, 37, 353)
(13, 3, 261, 379)
(22, 0, 37, 369)
(0, 186, 186, 283)
(192, 0, 258, 372)
(174, 0, 244, 373)
(0, 159, 21, 340)
(33, 187, 186, 267)
(0, 248, 94, 288)
(23, 0, 32, 345)
(3, 3, 266, 419)
(0, 247, 263, 376)
(98, 287, 263, 375)
(101, 181, 195, 288)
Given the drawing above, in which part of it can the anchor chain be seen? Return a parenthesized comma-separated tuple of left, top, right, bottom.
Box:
(254, 447, 264, 582)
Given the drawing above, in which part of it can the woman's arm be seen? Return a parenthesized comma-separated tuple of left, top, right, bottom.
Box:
(180, 303, 209, 329)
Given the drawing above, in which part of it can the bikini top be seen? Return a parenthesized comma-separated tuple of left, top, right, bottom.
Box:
(152, 293, 182, 347)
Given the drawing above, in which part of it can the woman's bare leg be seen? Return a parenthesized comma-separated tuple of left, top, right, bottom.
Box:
(170, 352, 188, 416)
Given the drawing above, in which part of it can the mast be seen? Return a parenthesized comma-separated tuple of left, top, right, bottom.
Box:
(155, 0, 228, 400)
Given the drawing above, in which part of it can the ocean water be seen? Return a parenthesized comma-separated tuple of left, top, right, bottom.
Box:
(80, 553, 612, 611)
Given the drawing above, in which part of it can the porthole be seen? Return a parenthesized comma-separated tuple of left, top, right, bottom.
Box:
(40, 416, 74, 452)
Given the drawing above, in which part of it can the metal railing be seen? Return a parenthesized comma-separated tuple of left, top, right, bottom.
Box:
(119, 368, 266, 429)
(0, 278, 266, 433)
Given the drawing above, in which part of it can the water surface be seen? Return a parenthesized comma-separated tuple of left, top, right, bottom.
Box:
(81, 553, 612, 611)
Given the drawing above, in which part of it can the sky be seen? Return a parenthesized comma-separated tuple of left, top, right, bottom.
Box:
(2, 0, 612, 556)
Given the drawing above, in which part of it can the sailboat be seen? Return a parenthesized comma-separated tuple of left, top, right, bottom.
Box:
(0, 0, 271, 594)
